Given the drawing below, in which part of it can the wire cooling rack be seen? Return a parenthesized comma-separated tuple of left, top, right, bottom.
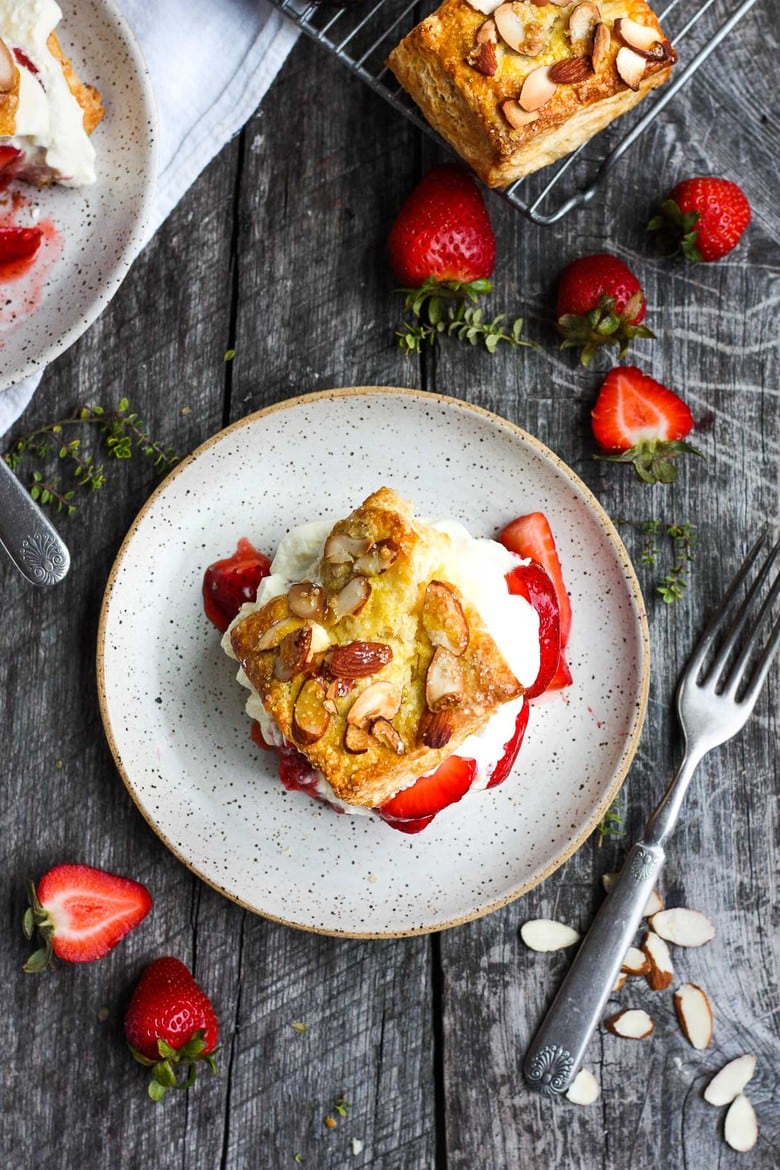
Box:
(268, 0, 760, 223)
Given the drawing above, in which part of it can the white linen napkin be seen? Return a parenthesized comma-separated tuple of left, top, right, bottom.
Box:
(0, 0, 298, 434)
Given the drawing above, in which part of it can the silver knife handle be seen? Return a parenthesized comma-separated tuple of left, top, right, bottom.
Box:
(524, 840, 665, 1097)
(0, 456, 70, 585)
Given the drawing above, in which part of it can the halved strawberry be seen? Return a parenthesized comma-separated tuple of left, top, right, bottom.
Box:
(23, 864, 152, 972)
(485, 703, 530, 789)
(591, 365, 702, 484)
(376, 755, 477, 833)
(505, 563, 561, 699)
(499, 513, 572, 649)
(202, 537, 271, 633)
(0, 145, 22, 171)
(0, 226, 43, 269)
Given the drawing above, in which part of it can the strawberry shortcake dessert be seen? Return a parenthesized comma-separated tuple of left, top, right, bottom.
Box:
(205, 488, 572, 834)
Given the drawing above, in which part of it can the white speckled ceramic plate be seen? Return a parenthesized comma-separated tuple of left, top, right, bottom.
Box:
(0, 0, 156, 389)
(98, 388, 650, 937)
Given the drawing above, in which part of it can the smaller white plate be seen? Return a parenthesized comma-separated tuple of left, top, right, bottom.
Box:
(0, 0, 156, 388)
(98, 388, 650, 937)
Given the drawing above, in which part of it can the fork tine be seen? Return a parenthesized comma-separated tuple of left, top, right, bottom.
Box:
(743, 612, 780, 704)
(685, 531, 769, 680)
(725, 571, 780, 701)
(709, 538, 780, 689)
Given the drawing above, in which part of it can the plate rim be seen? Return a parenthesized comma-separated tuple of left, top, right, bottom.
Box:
(0, 0, 158, 390)
(97, 386, 651, 937)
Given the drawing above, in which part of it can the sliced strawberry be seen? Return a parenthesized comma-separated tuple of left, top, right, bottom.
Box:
(376, 755, 477, 833)
(277, 741, 320, 794)
(0, 226, 43, 269)
(485, 702, 530, 789)
(505, 562, 561, 699)
(547, 653, 573, 692)
(499, 513, 572, 650)
(0, 145, 22, 171)
(23, 864, 152, 972)
(591, 365, 703, 484)
(202, 537, 271, 632)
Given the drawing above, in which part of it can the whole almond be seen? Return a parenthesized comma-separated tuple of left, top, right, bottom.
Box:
(548, 54, 593, 84)
(418, 709, 454, 749)
(328, 640, 393, 678)
(471, 40, 498, 76)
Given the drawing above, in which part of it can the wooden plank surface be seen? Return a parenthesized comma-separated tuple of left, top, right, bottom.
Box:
(1, 2, 778, 1167)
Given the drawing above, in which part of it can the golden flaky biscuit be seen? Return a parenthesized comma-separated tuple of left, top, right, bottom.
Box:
(0, 32, 103, 147)
(229, 489, 524, 809)
(388, 0, 675, 188)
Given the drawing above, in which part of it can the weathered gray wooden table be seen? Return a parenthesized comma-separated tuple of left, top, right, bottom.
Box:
(1, 5, 778, 1167)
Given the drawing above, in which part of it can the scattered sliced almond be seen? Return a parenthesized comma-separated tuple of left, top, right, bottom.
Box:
(641, 931, 674, 991)
(548, 54, 593, 84)
(347, 681, 402, 728)
(323, 532, 372, 565)
(422, 581, 470, 656)
(621, 946, 649, 976)
(704, 1055, 757, 1107)
(519, 64, 558, 111)
(329, 575, 371, 622)
(612, 971, 627, 993)
(371, 717, 405, 755)
(615, 45, 647, 90)
(354, 539, 398, 577)
(257, 617, 303, 652)
(477, 17, 498, 43)
(274, 626, 314, 682)
(601, 872, 662, 916)
(0, 38, 16, 93)
(288, 580, 328, 622)
(724, 1093, 759, 1152)
(292, 678, 331, 745)
(674, 983, 713, 1050)
(566, 1067, 600, 1105)
(591, 21, 611, 71)
(520, 918, 580, 952)
(606, 1009, 654, 1040)
(614, 16, 666, 57)
(425, 646, 464, 710)
(568, 1, 600, 47)
(328, 640, 392, 679)
(493, 4, 546, 55)
(344, 724, 371, 754)
(649, 908, 715, 947)
(464, 0, 503, 14)
(418, 708, 454, 749)
(501, 100, 540, 130)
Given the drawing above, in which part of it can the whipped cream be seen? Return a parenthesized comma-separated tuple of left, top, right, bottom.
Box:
(0, 0, 96, 186)
(225, 510, 540, 817)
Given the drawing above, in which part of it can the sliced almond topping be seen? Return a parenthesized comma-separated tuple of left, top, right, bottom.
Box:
(548, 54, 593, 84)
(501, 100, 540, 130)
(519, 64, 558, 112)
(328, 640, 393, 679)
(520, 918, 580, 952)
(649, 907, 715, 947)
(288, 580, 328, 622)
(568, 2, 600, 46)
(425, 646, 465, 711)
(606, 1008, 654, 1040)
(344, 724, 371, 754)
(422, 581, 470, 656)
(353, 538, 399, 577)
(418, 709, 454, 749)
(257, 617, 304, 652)
(614, 16, 666, 56)
(371, 717, 405, 755)
(329, 575, 371, 622)
(0, 39, 16, 93)
(724, 1094, 759, 1152)
(591, 21, 611, 71)
(601, 872, 662, 917)
(347, 681, 402, 728)
(565, 1067, 600, 1105)
(476, 17, 498, 43)
(464, 0, 503, 14)
(621, 946, 649, 976)
(641, 931, 674, 991)
(704, 1055, 757, 1107)
(494, 4, 531, 54)
(470, 40, 498, 76)
(612, 971, 627, 993)
(323, 532, 372, 565)
(615, 45, 647, 91)
(292, 678, 331, 745)
(274, 626, 313, 682)
(674, 983, 713, 1050)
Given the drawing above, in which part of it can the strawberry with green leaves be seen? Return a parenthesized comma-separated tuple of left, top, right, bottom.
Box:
(591, 366, 703, 484)
(125, 957, 219, 1101)
(648, 176, 751, 263)
(23, 863, 152, 972)
(556, 253, 655, 366)
(387, 164, 531, 354)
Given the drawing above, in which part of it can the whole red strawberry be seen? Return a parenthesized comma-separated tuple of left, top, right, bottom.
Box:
(23, 863, 152, 972)
(555, 253, 655, 366)
(387, 163, 495, 286)
(648, 177, 751, 262)
(591, 365, 702, 484)
(125, 957, 219, 1101)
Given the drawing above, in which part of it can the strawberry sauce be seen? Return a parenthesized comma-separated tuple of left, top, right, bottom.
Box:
(0, 190, 61, 335)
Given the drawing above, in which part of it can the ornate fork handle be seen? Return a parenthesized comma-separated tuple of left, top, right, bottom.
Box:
(0, 456, 70, 586)
(524, 839, 664, 1097)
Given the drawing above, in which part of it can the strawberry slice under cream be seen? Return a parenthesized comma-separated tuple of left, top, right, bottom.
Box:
(223, 515, 540, 820)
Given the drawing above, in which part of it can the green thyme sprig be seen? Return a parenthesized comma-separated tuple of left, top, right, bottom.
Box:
(4, 398, 179, 516)
(595, 798, 625, 847)
(396, 277, 534, 355)
(616, 519, 697, 605)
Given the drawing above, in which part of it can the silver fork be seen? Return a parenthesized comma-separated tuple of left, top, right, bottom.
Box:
(524, 532, 780, 1098)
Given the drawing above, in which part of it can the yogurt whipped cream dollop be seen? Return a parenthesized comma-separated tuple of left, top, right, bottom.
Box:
(0, 0, 96, 186)
(225, 515, 540, 816)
